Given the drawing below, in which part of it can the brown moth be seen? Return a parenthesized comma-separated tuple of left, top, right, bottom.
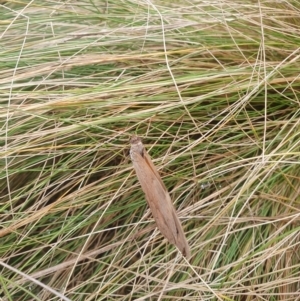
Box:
(130, 135, 190, 258)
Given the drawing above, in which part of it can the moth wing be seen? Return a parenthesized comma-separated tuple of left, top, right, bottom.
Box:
(143, 150, 168, 191)
(132, 149, 190, 258)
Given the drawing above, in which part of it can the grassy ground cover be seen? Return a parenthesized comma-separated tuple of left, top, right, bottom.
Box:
(0, 1, 299, 300)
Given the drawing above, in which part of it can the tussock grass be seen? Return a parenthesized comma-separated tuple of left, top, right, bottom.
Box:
(1, 0, 300, 300)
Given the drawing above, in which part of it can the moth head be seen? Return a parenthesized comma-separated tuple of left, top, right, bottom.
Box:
(130, 135, 142, 145)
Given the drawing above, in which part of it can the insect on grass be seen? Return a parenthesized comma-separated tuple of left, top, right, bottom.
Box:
(130, 135, 190, 258)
